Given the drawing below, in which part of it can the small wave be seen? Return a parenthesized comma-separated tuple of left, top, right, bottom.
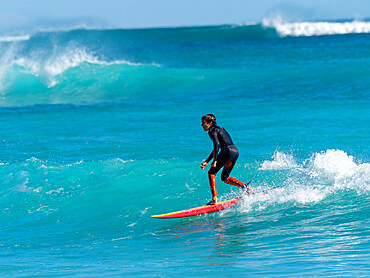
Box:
(263, 18, 370, 37)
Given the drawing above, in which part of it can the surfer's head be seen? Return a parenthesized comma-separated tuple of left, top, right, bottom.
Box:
(201, 114, 216, 131)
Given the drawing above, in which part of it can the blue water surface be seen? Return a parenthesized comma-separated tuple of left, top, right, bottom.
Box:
(0, 22, 369, 277)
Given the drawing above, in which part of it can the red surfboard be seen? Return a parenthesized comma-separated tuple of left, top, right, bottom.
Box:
(151, 198, 241, 219)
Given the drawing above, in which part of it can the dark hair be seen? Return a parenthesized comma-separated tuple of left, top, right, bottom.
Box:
(201, 114, 217, 125)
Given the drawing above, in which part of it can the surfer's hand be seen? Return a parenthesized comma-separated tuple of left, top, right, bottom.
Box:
(211, 161, 217, 168)
(200, 162, 208, 169)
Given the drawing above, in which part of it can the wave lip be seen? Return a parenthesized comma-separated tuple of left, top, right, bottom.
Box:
(263, 19, 370, 37)
(13, 48, 148, 79)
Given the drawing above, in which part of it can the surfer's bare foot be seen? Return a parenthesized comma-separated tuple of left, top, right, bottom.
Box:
(241, 181, 252, 194)
(207, 199, 217, 206)
(242, 185, 251, 194)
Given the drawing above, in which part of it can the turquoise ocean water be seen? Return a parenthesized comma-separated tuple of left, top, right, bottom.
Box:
(0, 20, 369, 276)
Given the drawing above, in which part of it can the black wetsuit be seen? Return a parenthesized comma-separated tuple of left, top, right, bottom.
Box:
(208, 125, 239, 181)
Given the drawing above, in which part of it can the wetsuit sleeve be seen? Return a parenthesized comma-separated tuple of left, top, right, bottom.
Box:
(208, 128, 220, 161)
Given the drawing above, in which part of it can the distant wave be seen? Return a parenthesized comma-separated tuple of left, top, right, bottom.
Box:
(0, 63, 231, 107)
(27, 19, 370, 38)
(263, 19, 370, 37)
(0, 21, 369, 107)
(1, 19, 369, 47)
(0, 44, 163, 106)
(0, 57, 164, 106)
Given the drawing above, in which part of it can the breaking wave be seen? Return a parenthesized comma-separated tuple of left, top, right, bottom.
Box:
(247, 149, 370, 210)
(1, 21, 369, 106)
(263, 19, 370, 37)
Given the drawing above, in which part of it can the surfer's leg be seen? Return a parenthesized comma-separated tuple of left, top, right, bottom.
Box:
(207, 155, 225, 205)
(221, 165, 250, 193)
(220, 150, 251, 193)
(221, 161, 242, 187)
(207, 174, 217, 205)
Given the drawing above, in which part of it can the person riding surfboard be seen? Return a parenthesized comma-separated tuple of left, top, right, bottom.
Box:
(200, 114, 250, 205)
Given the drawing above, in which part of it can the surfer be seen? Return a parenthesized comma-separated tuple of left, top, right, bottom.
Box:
(200, 114, 250, 205)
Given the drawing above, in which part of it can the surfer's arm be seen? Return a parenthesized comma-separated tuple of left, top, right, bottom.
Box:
(206, 150, 215, 163)
(208, 129, 220, 164)
(200, 150, 214, 169)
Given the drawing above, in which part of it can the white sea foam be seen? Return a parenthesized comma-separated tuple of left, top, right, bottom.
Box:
(260, 149, 369, 192)
(243, 150, 370, 212)
(307, 149, 370, 192)
(0, 35, 30, 42)
(14, 49, 141, 74)
(113, 158, 134, 164)
(307, 149, 357, 179)
(0, 39, 160, 90)
(12, 171, 32, 193)
(46, 188, 64, 194)
(28, 205, 58, 214)
(0, 45, 17, 94)
(42, 49, 143, 77)
(259, 151, 299, 170)
(263, 18, 370, 37)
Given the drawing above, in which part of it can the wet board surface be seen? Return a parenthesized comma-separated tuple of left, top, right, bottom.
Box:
(151, 198, 241, 219)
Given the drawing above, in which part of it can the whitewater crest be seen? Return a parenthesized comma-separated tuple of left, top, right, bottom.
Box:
(0, 32, 163, 95)
(0, 39, 166, 106)
(306, 149, 370, 192)
(0, 35, 31, 42)
(263, 18, 370, 37)
(5, 48, 147, 88)
(259, 151, 299, 170)
(260, 149, 369, 192)
(242, 150, 370, 212)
